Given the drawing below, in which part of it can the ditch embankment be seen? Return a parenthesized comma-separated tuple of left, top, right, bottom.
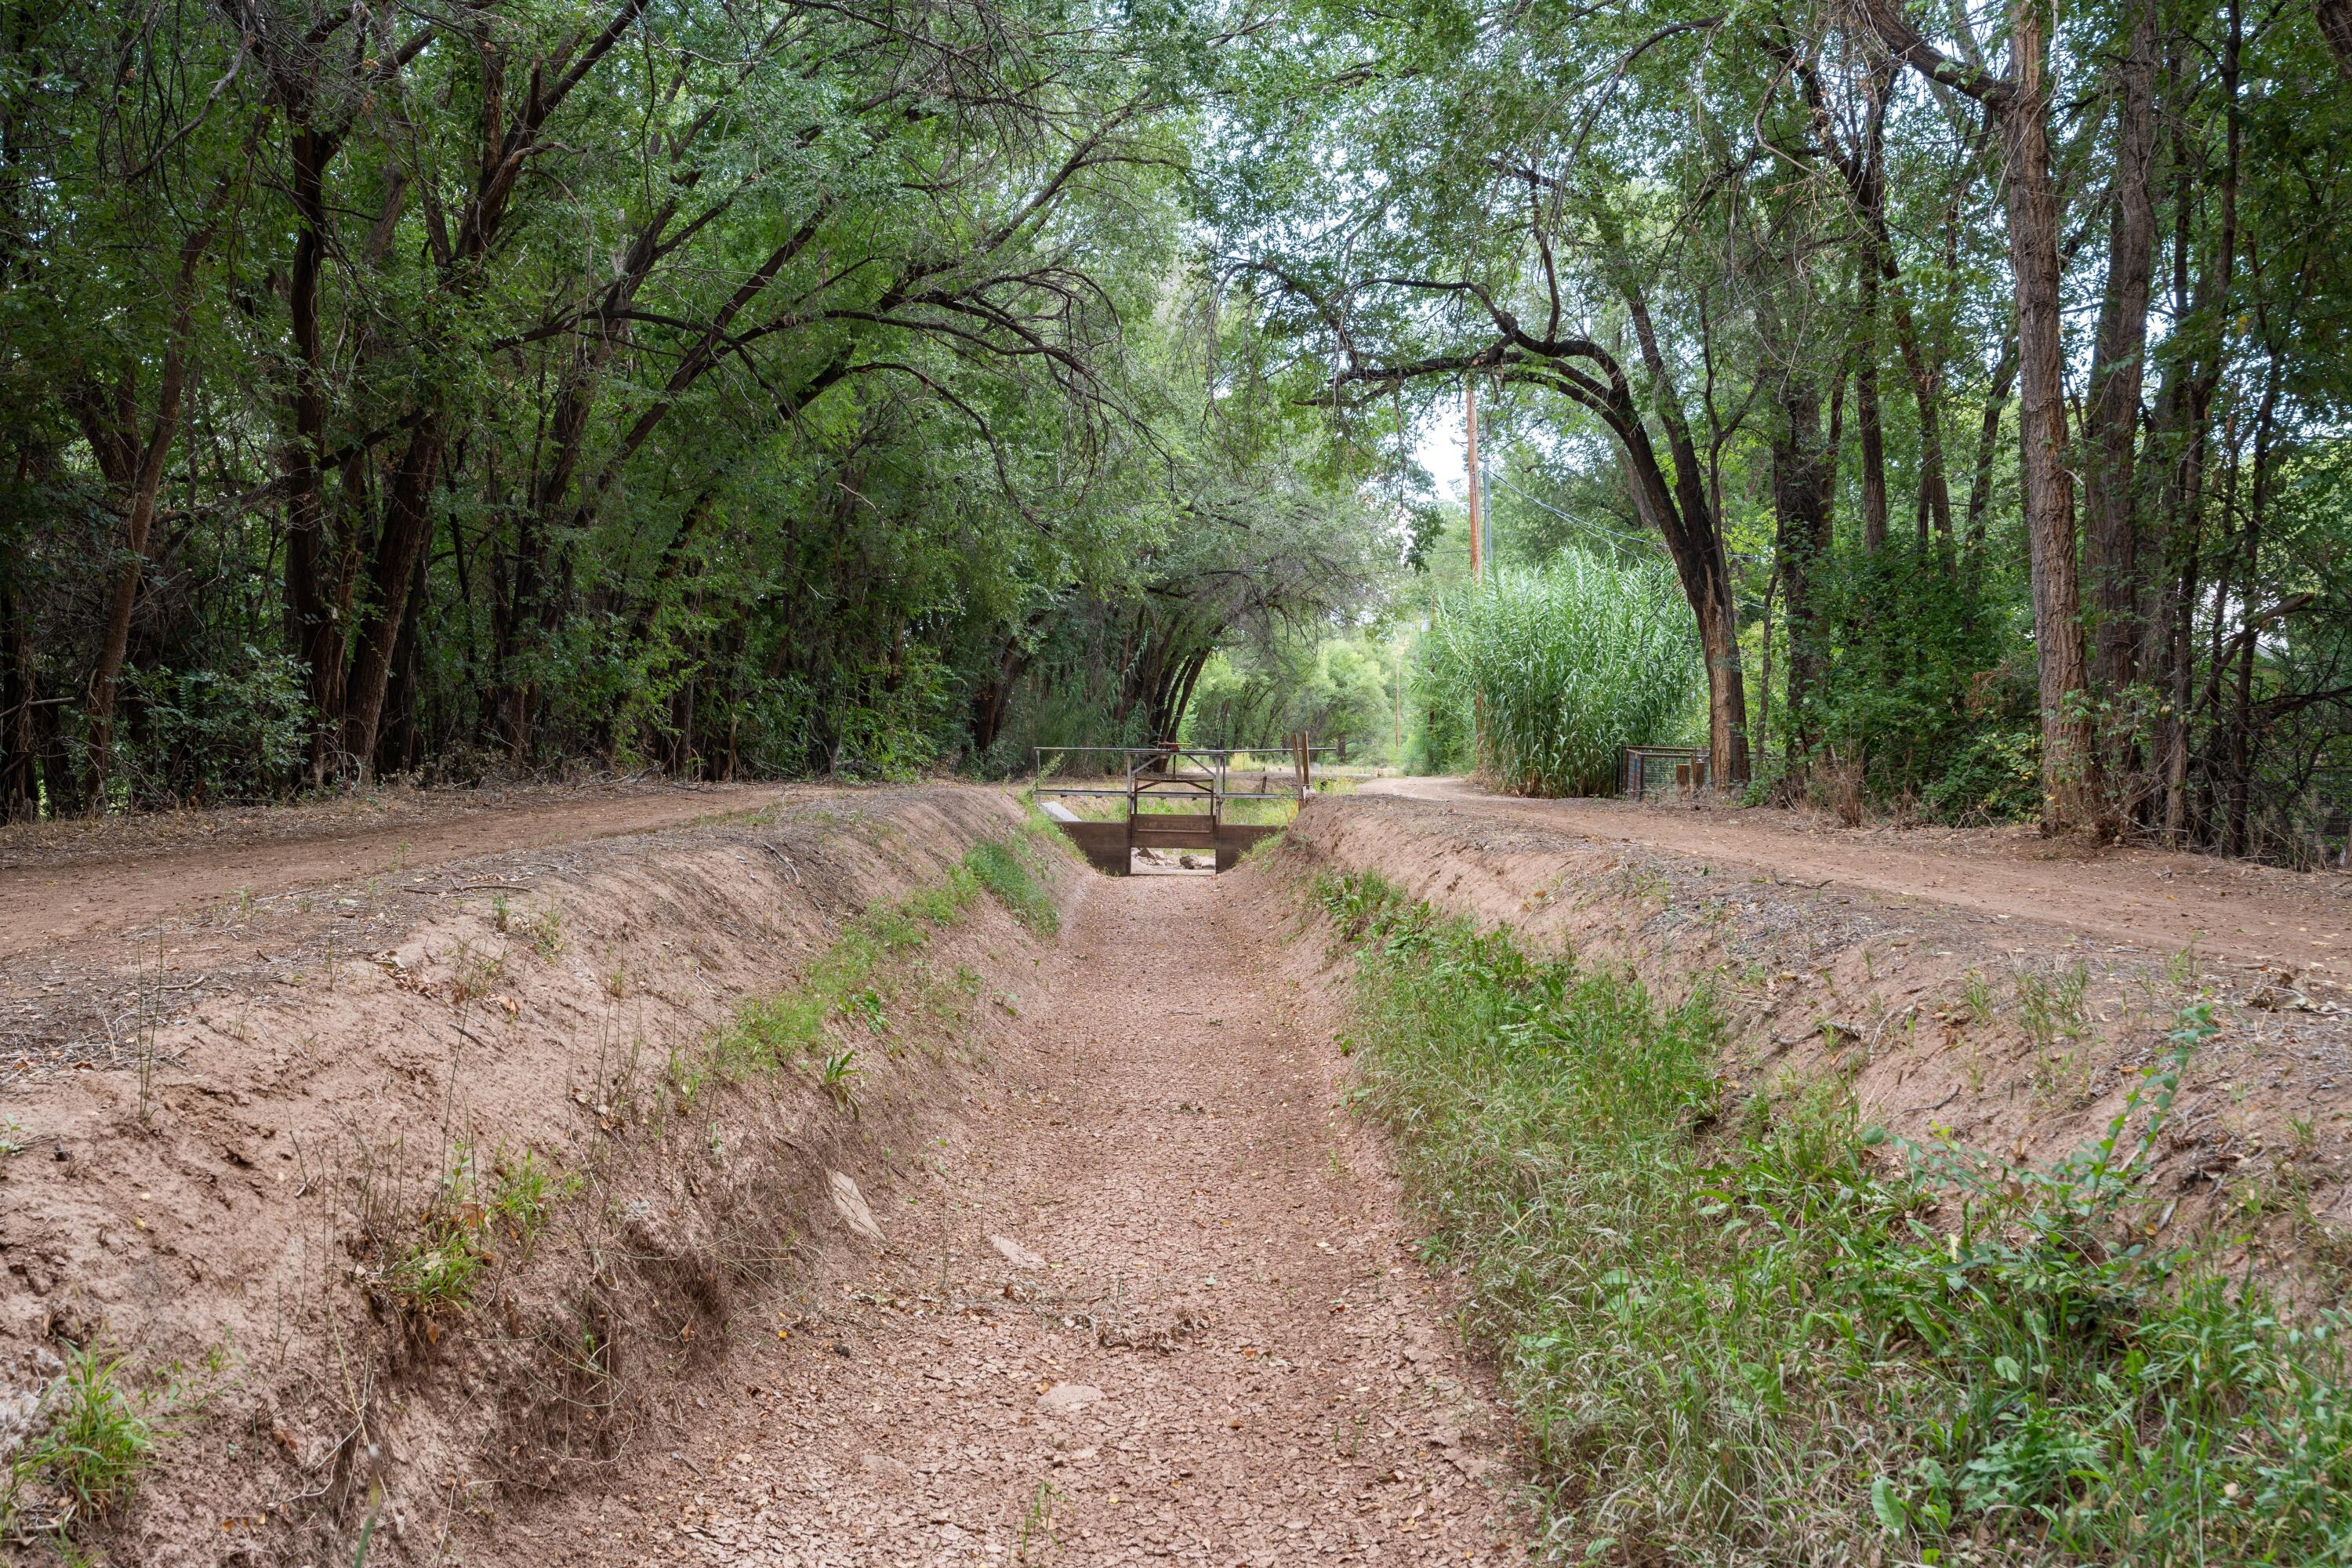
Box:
(0, 784, 1079, 1563)
(9, 775, 2352, 1567)
(1280, 783, 2352, 1564)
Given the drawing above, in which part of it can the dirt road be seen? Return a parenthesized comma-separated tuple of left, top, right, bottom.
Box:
(0, 779, 791, 959)
(1363, 776, 2352, 991)
(539, 868, 1528, 1567)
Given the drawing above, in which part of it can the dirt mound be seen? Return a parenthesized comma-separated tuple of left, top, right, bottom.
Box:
(1290, 790, 2352, 1286)
(0, 784, 1069, 1564)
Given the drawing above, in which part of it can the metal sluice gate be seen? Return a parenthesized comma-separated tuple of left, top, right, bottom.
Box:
(1029, 741, 1320, 875)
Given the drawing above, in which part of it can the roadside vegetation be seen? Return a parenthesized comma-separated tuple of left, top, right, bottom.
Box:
(1315, 867, 2352, 1564)
(1417, 552, 1698, 795)
(719, 828, 1062, 1091)
(1223, 0, 2350, 858)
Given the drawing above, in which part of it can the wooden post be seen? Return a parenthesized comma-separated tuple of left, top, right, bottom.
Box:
(1465, 379, 1483, 583)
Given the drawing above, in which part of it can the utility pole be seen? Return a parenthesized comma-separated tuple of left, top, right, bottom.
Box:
(1465, 378, 1483, 583)
(1465, 376, 1486, 770)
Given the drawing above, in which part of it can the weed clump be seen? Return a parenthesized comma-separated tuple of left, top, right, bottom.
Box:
(383, 1145, 554, 1327)
(714, 833, 1058, 1087)
(1314, 868, 2352, 1564)
(5, 1348, 158, 1523)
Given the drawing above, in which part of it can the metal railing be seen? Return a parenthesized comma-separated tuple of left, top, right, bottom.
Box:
(1030, 742, 1330, 816)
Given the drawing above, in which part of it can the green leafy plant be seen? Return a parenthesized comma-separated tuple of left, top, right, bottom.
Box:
(822, 1049, 863, 1116)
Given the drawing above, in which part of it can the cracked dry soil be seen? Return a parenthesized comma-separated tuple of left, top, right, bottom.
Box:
(531, 866, 1533, 1567)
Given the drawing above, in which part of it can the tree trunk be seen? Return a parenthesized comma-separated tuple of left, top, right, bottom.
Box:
(2000, 0, 2100, 832)
(1770, 369, 1835, 760)
(281, 125, 348, 782)
(1862, 0, 2100, 830)
(341, 423, 445, 772)
(1884, 283, 1952, 546)
(2225, 348, 2281, 856)
(971, 639, 1028, 757)
(2082, 0, 2160, 699)
(1, 560, 36, 822)
(379, 543, 430, 777)
(2151, 2, 2241, 840)
(1854, 74, 1892, 554)
(1964, 336, 2016, 553)
(82, 374, 187, 807)
(1607, 259, 1751, 785)
(2319, 0, 2352, 78)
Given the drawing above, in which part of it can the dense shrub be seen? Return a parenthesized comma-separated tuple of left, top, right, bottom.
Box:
(1797, 543, 2039, 821)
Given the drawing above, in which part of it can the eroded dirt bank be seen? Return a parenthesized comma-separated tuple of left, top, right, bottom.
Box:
(492, 862, 1532, 1568)
(0, 785, 1075, 1563)
(1296, 788, 2352, 1274)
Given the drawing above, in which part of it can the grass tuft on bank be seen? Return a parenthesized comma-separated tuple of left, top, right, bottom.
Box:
(1314, 869, 2352, 1566)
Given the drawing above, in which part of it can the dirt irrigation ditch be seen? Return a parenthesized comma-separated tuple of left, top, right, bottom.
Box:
(2, 779, 2349, 1565)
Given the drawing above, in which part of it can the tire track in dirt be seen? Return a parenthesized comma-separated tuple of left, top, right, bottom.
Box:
(557, 866, 1531, 1567)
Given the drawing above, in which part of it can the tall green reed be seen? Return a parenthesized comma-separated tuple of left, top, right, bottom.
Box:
(1425, 548, 1698, 795)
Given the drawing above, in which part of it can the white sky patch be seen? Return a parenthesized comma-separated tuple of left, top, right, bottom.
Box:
(1415, 394, 1470, 504)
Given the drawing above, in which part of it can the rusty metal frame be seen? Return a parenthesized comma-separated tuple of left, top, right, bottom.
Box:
(1620, 745, 1709, 801)
(1030, 743, 1331, 874)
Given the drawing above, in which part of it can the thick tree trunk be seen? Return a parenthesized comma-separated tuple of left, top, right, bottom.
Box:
(2001, 0, 2101, 833)
(2082, 0, 2161, 699)
(341, 423, 445, 772)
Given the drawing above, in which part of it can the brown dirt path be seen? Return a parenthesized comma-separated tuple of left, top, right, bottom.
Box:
(0, 780, 793, 959)
(1363, 776, 2352, 992)
(543, 866, 1530, 1568)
